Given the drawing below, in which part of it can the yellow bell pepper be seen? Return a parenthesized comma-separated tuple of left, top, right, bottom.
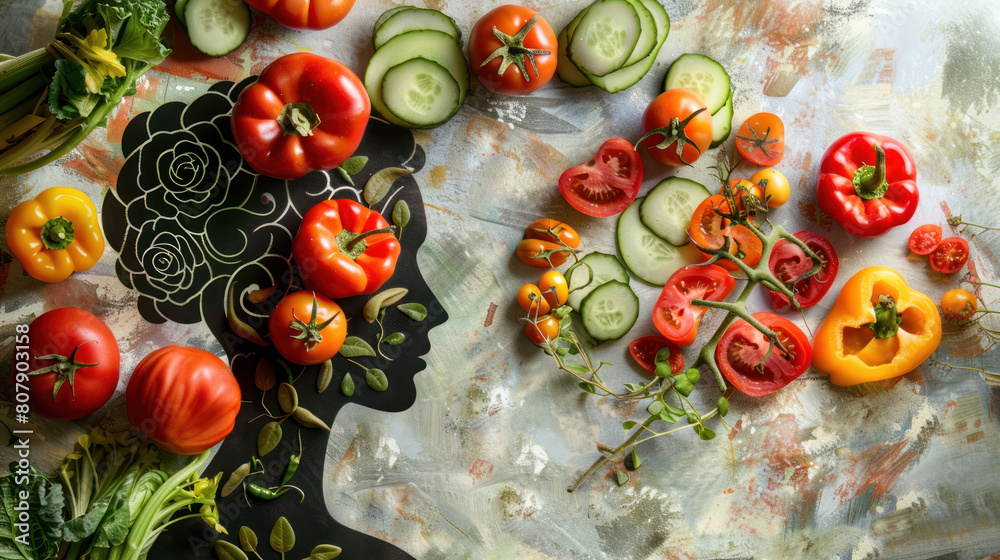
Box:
(5, 187, 105, 282)
(812, 266, 941, 386)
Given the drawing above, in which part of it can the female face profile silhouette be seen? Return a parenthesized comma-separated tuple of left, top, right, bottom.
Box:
(103, 78, 446, 559)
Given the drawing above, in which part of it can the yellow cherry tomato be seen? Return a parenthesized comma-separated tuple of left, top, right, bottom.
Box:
(941, 288, 977, 321)
(751, 169, 790, 207)
(526, 315, 560, 345)
(517, 283, 551, 316)
(539, 270, 568, 309)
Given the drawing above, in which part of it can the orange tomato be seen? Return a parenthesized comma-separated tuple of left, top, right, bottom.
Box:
(269, 290, 347, 365)
(525, 315, 560, 345)
(517, 283, 551, 316)
(941, 288, 977, 321)
(539, 270, 568, 309)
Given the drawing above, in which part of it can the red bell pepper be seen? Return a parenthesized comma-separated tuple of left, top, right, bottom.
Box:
(231, 52, 370, 180)
(816, 132, 918, 237)
(293, 198, 400, 299)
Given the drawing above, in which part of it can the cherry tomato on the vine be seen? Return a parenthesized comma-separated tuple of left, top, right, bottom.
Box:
(516, 238, 572, 268)
(526, 314, 560, 345)
(750, 168, 791, 207)
(929, 237, 970, 274)
(269, 290, 347, 365)
(641, 89, 713, 167)
(767, 230, 839, 311)
(468, 5, 557, 96)
(559, 138, 643, 217)
(908, 224, 943, 255)
(539, 270, 568, 309)
(517, 283, 551, 316)
(716, 312, 811, 396)
(629, 336, 685, 376)
(689, 194, 763, 271)
(735, 112, 785, 166)
(524, 219, 581, 249)
(941, 288, 977, 321)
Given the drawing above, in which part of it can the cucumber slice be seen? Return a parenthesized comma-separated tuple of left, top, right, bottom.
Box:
(373, 8, 462, 50)
(586, 0, 669, 93)
(639, 178, 711, 246)
(580, 280, 639, 342)
(381, 58, 461, 129)
(567, 0, 642, 77)
(185, 0, 251, 57)
(710, 92, 734, 148)
(621, 0, 656, 67)
(374, 6, 410, 32)
(663, 53, 732, 114)
(617, 197, 703, 285)
(565, 252, 630, 311)
(176, 0, 191, 27)
(556, 26, 590, 87)
(365, 30, 469, 128)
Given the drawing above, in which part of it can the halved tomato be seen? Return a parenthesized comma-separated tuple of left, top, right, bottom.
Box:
(735, 112, 784, 166)
(688, 194, 763, 271)
(652, 265, 736, 347)
(907, 224, 942, 255)
(767, 230, 839, 311)
(716, 312, 811, 396)
(929, 237, 969, 274)
(629, 336, 685, 375)
(558, 138, 642, 217)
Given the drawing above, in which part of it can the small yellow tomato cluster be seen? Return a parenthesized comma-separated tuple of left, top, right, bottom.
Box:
(518, 269, 569, 345)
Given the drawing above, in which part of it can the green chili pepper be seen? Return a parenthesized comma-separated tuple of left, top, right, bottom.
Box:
(281, 454, 300, 487)
(247, 483, 288, 500)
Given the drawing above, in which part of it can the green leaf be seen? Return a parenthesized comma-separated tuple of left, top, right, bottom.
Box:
(699, 427, 717, 441)
(257, 422, 282, 456)
(658, 410, 677, 423)
(270, 517, 295, 553)
(565, 363, 589, 375)
(665, 404, 685, 416)
(397, 303, 428, 321)
(624, 448, 642, 471)
(686, 368, 701, 384)
(221, 463, 251, 498)
(654, 362, 672, 378)
(364, 288, 409, 323)
(646, 400, 664, 417)
(317, 360, 333, 393)
(578, 381, 596, 394)
(341, 373, 355, 397)
(615, 467, 629, 486)
(717, 397, 729, 417)
(364, 167, 412, 206)
(310, 544, 343, 560)
(392, 200, 410, 229)
(239, 526, 258, 553)
(686, 413, 699, 424)
(384, 332, 405, 346)
(293, 407, 331, 431)
(340, 155, 368, 175)
(48, 59, 100, 119)
(365, 368, 389, 392)
(674, 378, 694, 397)
(654, 346, 671, 364)
(214, 540, 249, 560)
(339, 337, 375, 358)
(278, 382, 298, 414)
(622, 420, 637, 430)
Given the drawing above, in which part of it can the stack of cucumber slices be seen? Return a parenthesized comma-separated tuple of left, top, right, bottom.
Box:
(557, 0, 671, 93)
(663, 54, 734, 147)
(365, 8, 469, 129)
(565, 254, 638, 343)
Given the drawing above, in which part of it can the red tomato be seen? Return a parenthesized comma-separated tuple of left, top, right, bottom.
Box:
(767, 231, 840, 311)
(929, 237, 970, 274)
(270, 291, 347, 365)
(688, 194, 763, 271)
(629, 336, 685, 375)
(716, 313, 811, 396)
(526, 315, 560, 345)
(244, 0, 355, 30)
(20, 308, 119, 420)
(231, 53, 370, 180)
(735, 112, 785, 166)
(558, 138, 643, 217)
(641, 89, 713, 167)
(652, 265, 736, 346)
(908, 224, 943, 255)
(126, 346, 241, 455)
(468, 6, 557, 95)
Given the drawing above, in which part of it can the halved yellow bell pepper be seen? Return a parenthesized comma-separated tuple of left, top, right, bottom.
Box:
(812, 266, 941, 386)
(5, 187, 104, 282)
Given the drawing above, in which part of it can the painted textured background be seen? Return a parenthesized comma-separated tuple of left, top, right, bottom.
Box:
(1, 0, 999, 558)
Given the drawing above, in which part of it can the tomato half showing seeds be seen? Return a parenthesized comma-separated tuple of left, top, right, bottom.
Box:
(559, 138, 643, 217)
(767, 230, 839, 311)
(941, 288, 977, 321)
(716, 313, 811, 397)
(929, 237, 970, 274)
(641, 88, 713, 167)
(23, 307, 120, 420)
(652, 265, 736, 347)
(688, 194, 763, 271)
(735, 112, 785, 166)
(468, 5, 557, 95)
(907, 224, 943, 255)
(126, 346, 241, 455)
(629, 336, 685, 375)
(269, 290, 347, 365)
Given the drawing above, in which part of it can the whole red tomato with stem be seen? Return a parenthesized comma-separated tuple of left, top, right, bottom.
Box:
(689, 194, 763, 271)
(735, 113, 785, 167)
(126, 346, 241, 455)
(468, 5, 557, 95)
(629, 336, 685, 376)
(231, 52, 370, 180)
(559, 138, 643, 217)
(245, 0, 356, 30)
(640, 89, 713, 167)
(716, 312, 811, 396)
(908, 224, 943, 255)
(270, 291, 347, 365)
(20, 308, 119, 420)
(652, 265, 736, 347)
(766, 230, 839, 311)
(929, 237, 969, 274)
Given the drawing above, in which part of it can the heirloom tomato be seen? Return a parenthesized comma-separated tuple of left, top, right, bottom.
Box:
(558, 138, 642, 217)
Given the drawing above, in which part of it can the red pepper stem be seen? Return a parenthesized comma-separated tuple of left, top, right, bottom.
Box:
(345, 226, 396, 252)
(852, 144, 889, 200)
(277, 102, 321, 137)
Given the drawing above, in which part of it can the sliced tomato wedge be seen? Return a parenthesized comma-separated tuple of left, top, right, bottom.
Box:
(767, 230, 839, 311)
(629, 336, 685, 375)
(907, 224, 942, 255)
(688, 194, 763, 271)
(929, 237, 969, 274)
(735, 112, 784, 166)
(652, 265, 736, 347)
(716, 312, 811, 396)
(558, 137, 642, 218)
